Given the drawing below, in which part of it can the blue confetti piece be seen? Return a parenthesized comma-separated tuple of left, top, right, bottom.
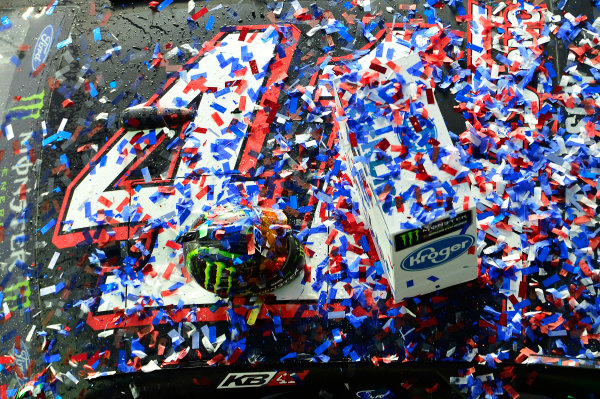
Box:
(89, 82, 98, 98)
(56, 36, 72, 49)
(10, 55, 21, 67)
(542, 274, 560, 287)
(359, 235, 370, 253)
(157, 0, 173, 10)
(332, 329, 342, 343)
(44, 353, 61, 363)
(55, 281, 65, 294)
(280, 352, 297, 361)
(210, 102, 227, 113)
(15, 260, 29, 270)
(42, 133, 58, 146)
(39, 218, 56, 234)
(93, 27, 101, 42)
(206, 15, 215, 31)
(315, 340, 331, 355)
(513, 299, 531, 311)
(273, 315, 283, 334)
(141, 167, 152, 183)
(209, 326, 217, 343)
(466, 43, 483, 53)
(57, 130, 72, 140)
(520, 265, 539, 275)
(317, 291, 327, 309)
(60, 153, 69, 167)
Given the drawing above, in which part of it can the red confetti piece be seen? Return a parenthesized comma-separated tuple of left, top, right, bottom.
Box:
(246, 233, 255, 255)
(191, 7, 208, 21)
(32, 62, 45, 77)
(181, 265, 191, 283)
(166, 240, 182, 250)
(375, 138, 390, 151)
(0, 356, 14, 364)
(325, 230, 338, 246)
(28, 148, 37, 163)
(100, 11, 112, 26)
(249, 59, 259, 74)
(115, 197, 129, 213)
(19, 184, 27, 201)
(97, 196, 113, 207)
(409, 116, 422, 132)
(349, 132, 357, 147)
(369, 62, 387, 74)
(211, 112, 224, 126)
(163, 262, 176, 279)
(70, 353, 87, 363)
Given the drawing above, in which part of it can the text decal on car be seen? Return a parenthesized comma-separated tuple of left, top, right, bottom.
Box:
(217, 370, 309, 389)
(32, 24, 53, 71)
(400, 235, 475, 271)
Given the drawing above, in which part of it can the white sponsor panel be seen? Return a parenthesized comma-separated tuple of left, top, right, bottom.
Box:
(334, 53, 478, 301)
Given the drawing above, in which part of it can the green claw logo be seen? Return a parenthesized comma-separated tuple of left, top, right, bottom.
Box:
(7, 90, 45, 120)
(187, 248, 237, 294)
(3, 280, 31, 311)
(400, 230, 420, 247)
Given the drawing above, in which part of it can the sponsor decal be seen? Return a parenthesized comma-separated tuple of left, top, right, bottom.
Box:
(6, 90, 45, 121)
(217, 370, 309, 388)
(400, 235, 475, 271)
(356, 388, 395, 399)
(217, 371, 278, 389)
(267, 371, 310, 386)
(13, 340, 31, 386)
(32, 25, 53, 71)
(395, 211, 472, 252)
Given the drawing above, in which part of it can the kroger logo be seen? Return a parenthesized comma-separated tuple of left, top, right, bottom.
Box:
(32, 25, 53, 71)
(401, 235, 474, 271)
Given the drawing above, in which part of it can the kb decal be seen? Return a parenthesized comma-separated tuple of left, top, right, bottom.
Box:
(217, 371, 277, 389)
(217, 370, 309, 388)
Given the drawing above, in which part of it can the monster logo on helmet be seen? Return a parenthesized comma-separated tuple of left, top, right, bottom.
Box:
(176, 205, 306, 297)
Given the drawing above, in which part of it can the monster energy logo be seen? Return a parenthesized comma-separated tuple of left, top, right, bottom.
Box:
(6, 90, 45, 121)
(3, 280, 31, 311)
(399, 230, 420, 247)
(187, 248, 237, 294)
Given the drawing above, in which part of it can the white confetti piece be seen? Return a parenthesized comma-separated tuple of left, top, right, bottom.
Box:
(40, 285, 56, 296)
(48, 251, 60, 270)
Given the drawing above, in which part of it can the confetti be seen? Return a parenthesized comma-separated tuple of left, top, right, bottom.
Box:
(2, 3, 600, 398)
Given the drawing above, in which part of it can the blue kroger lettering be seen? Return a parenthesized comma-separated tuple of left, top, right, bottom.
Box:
(401, 235, 474, 271)
(32, 25, 54, 71)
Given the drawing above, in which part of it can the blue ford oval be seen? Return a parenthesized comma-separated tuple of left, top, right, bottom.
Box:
(32, 24, 53, 71)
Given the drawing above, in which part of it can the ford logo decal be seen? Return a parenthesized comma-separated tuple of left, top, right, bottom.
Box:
(32, 24, 54, 71)
(400, 235, 475, 271)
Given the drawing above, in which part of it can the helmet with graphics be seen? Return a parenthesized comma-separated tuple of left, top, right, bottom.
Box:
(176, 205, 305, 297)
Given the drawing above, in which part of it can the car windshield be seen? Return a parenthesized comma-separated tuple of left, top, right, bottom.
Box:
(0, 1, 599, 398)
